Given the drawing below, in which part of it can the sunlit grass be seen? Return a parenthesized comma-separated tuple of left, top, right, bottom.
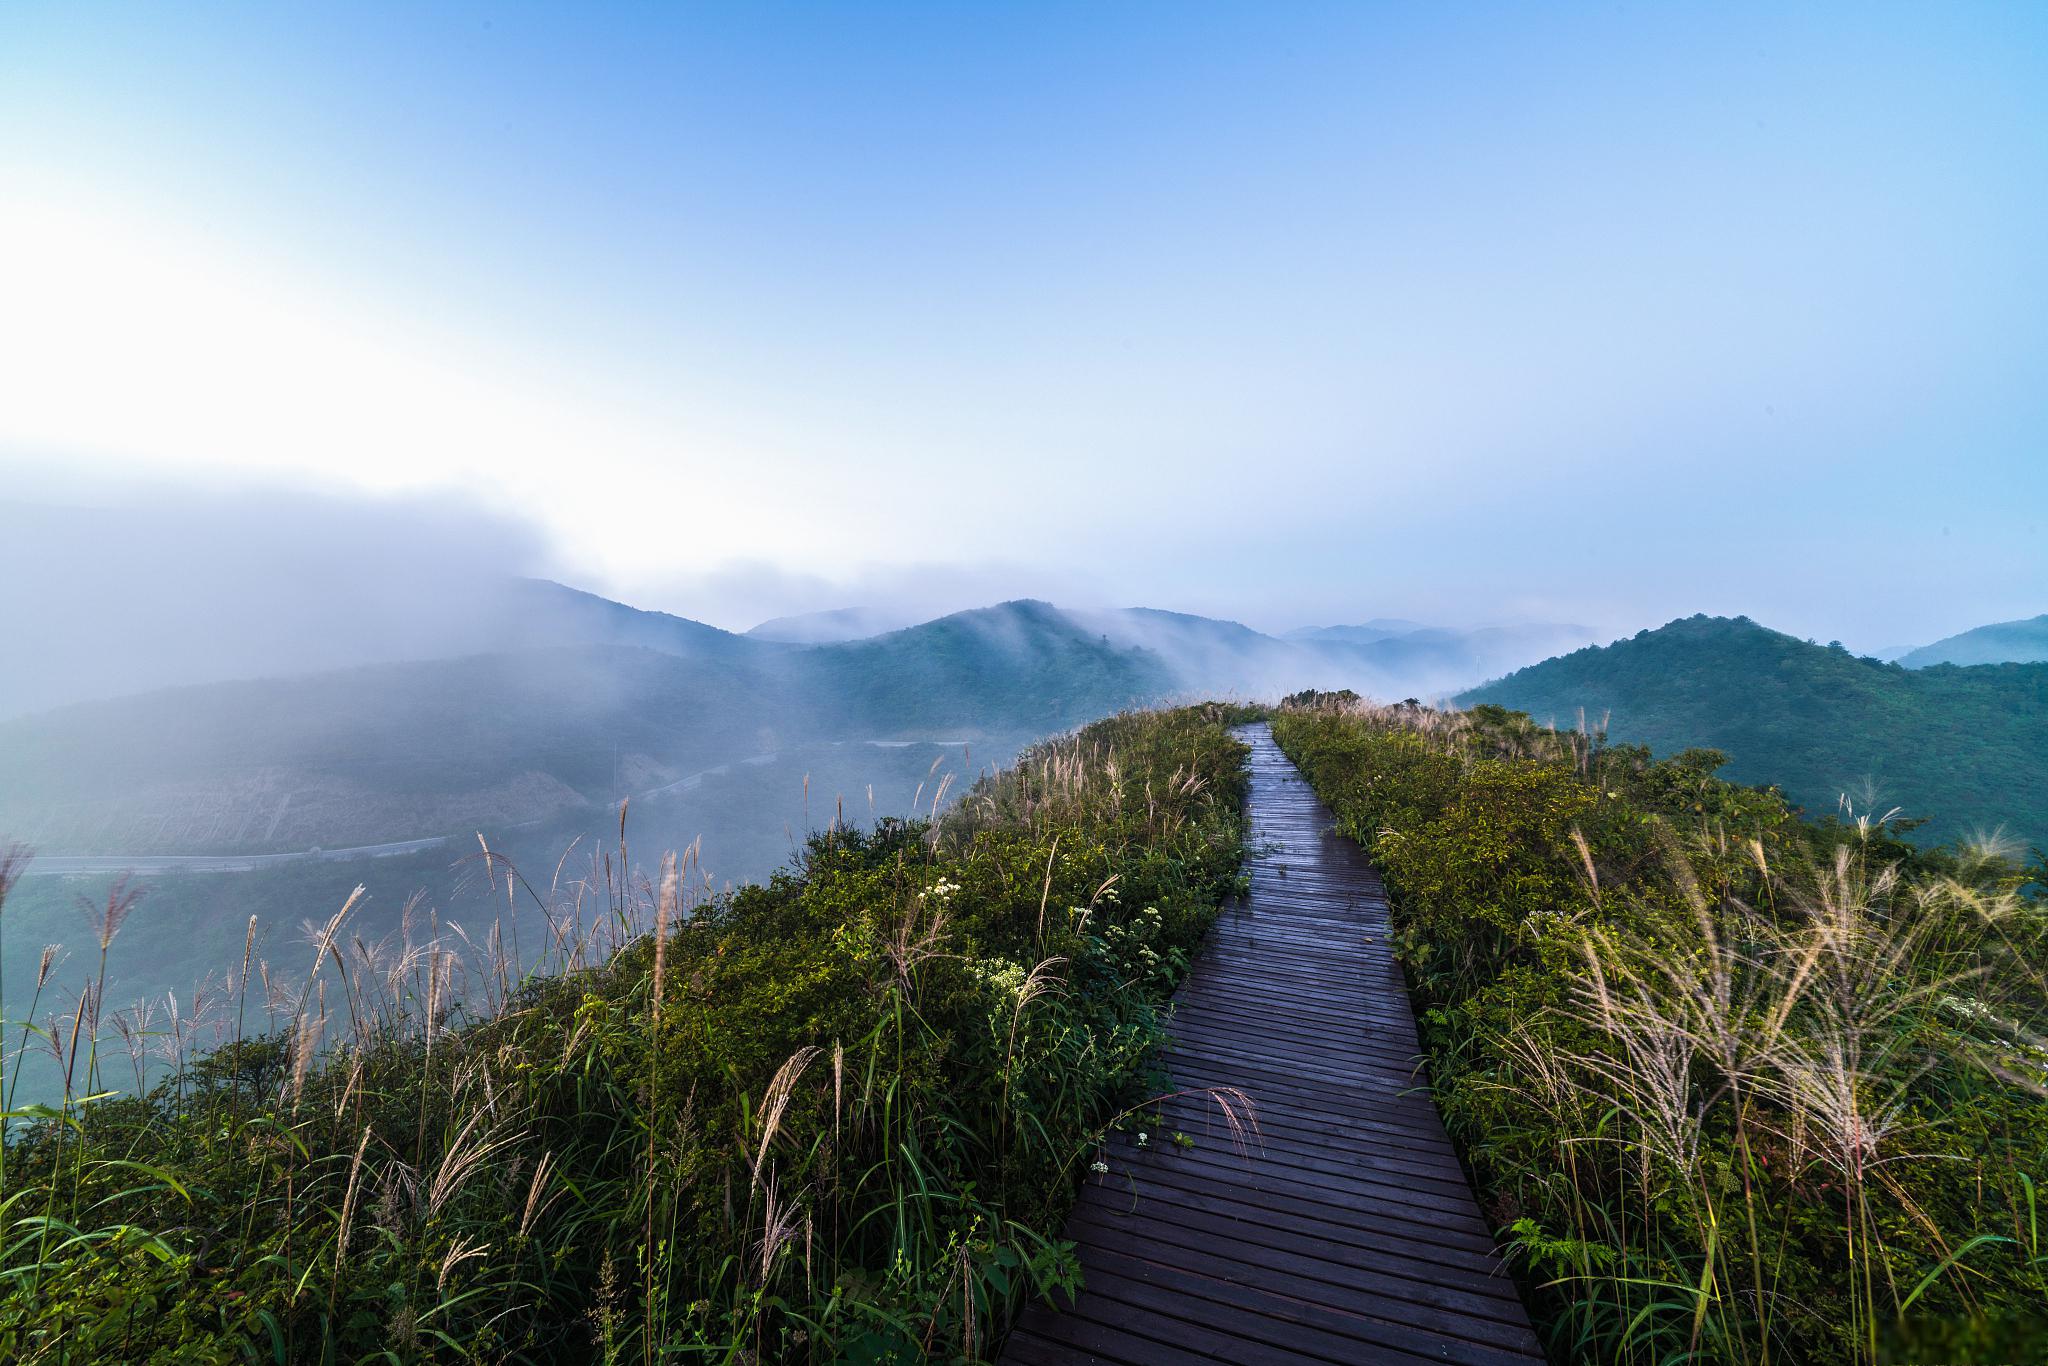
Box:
(0, 705, 1253, 1362)
(1274, 696, 2048, 1364)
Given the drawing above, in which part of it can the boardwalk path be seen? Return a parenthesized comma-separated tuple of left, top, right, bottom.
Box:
(1001, 724, 1544, 1365)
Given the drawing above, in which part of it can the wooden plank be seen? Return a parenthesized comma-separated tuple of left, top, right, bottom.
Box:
(1011, 1318, 1228, 1359)
(1074, 1243, 1544, 1365)
(1063, 1203, 1530, 1321)
(1103, 1136, 1494, 1223)
(1151, 1097, 1473, 1184)
(1153, 1059, 1451, 1133)
(1061, 1252, 1537, 1366)
(999, 723, 1542, 1364)
(1010, 1316, 1231, 1365)
(1080, 1161, 1510, 1276)
(1125, 1117, 1476, 1193)
(1159, 1032, 1425, 1082)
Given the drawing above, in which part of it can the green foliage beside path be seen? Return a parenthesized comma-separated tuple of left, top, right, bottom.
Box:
(0, 706, 1250, 1363)
(1274, 699, 2048, 1365)
(1462, 614, 2048, 851)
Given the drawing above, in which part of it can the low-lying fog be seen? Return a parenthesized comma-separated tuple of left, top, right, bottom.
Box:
(0, 479, 1613, 1105)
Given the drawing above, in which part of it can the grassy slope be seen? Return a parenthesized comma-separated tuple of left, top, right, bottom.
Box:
(1273, 702, 2048, 1364)
(0, 739, 994, 1105)
(0, 705, 1251, 1363)
(1462, 614, 2048, 848)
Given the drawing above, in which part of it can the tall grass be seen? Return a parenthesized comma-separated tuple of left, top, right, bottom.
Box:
(0, 705, 1251, 1362)
(1273, 698, 2048, 1364)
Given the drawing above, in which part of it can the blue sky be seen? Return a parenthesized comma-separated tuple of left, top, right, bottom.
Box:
(3, 3, 2044, 645)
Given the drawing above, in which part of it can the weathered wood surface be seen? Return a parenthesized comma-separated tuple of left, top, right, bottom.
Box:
(1001, 723, 1544, 1364)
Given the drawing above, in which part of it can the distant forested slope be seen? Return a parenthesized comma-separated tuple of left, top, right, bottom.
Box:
(1899, 612, 2048, 668)
(1462, 615, 2048, 848)
(0, 601, 1167, 855)
(806, 600, 1174, 733)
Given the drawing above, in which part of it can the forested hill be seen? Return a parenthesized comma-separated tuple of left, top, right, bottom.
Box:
(1461, 614, 2048, 849)
(0, 601, 1168, 856)
(1900, 612, 2048, 668)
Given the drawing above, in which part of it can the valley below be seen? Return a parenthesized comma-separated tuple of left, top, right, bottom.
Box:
(6, 591, 2044, 1117)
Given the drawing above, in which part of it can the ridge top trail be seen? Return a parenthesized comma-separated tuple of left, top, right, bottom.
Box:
(1002, 723, 1542, 1366)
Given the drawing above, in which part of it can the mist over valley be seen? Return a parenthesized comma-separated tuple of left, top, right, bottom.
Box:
(4, 7, 2045, 1357)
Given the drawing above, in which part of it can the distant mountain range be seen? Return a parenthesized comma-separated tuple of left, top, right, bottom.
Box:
(15, 579, 2045, 861)
(740, 601, 1598, 699)
(1463, 615, 2048, 849)
(2, 580, 1601, 857)
(1069, 608, 1599, 701)
(11, 589, 2043, 1072)
(1285, 620, 1428, 645)
(0, 596, 1163, 856)
(746, 606, 915, 644)
(1898, 613, 2048, 669)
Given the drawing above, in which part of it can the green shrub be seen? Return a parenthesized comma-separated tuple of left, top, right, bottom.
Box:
(1273, 698, 2048, 1366)
(1, 705, 1250, 1363)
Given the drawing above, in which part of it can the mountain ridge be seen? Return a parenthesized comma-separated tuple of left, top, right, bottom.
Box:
(746, 605, 914, 643)
(0, 601, 1168, 856)
(1461, 613, 2048, 847)
(1, 585, 1602, 858)
(1899, 612, 2048, 668)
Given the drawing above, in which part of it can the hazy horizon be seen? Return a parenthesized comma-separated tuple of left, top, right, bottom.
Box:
(3, 12, 2044, 1352)
(5, 3, 2044, 659)
(3, 475, 2036, 664)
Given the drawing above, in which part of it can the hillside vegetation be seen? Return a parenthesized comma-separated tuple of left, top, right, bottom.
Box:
(1899, 612, 2048, 668)
(1462, 614, 2048, 849)
(0, 739, 987, 1109)
(0, 602, 1167, 856)
(0, 585, 1593, 862)
(0, 599, 1171, 1114)
(0, 705, 1253, 1362)
(1274, 699, 2048, 1364)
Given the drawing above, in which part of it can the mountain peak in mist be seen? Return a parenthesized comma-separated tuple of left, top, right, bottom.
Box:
(1897, 613, 2048, 668)
(1284, 619, 1431, 644)
(746, 606, 913, 644)
(514, 579, 755, 655)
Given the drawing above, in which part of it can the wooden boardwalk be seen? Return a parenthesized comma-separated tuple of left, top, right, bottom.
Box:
(1001, 724, 1544, 1365)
